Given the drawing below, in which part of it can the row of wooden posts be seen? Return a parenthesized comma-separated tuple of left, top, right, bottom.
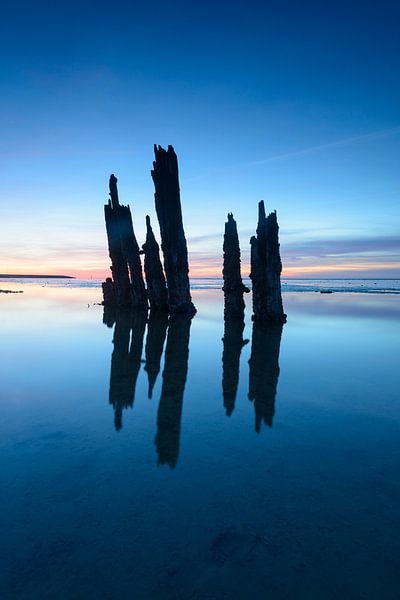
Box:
(102, 144, 286, 324)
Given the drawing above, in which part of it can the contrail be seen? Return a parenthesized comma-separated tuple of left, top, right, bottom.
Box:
(245, 126, 400, 166)
(182, 126, 400, 183)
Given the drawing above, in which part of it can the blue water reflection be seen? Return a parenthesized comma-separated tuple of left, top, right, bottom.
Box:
(0, 286, 399, 598)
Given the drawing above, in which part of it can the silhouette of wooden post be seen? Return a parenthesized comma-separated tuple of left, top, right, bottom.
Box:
(103, 174, 147, 308)
(250, 201, 286, 323)
(104, 176, 131, 306)
(142, 215, 168, 311)
(222, 213, 249, 319)
(151, 145, 196, 317)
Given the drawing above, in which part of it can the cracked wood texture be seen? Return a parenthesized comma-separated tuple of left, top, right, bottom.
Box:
(222, 212, 249, 319)
(151, 145, 196, 317)
(250, 201, 286, 323)
(103, 174, 147, 308)
(142, 215, 168, 311)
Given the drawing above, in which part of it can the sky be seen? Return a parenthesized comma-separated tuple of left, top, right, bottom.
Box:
(1, 0, 399, 278)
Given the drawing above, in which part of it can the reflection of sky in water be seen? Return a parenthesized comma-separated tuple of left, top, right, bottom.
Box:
(0, 286, 399, 598)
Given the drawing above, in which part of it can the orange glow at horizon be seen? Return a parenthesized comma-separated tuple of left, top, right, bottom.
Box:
(282, 262, 400, 276)
(2, 258, 399, 280)
(65, 260, 400, 279)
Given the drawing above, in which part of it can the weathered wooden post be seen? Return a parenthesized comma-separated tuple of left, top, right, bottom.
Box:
(103, 174, 147, 309)
(142, 215, 168, 311)
(151, 145, 196, 317)
(250, 201, 286, 323)
(222, 212, 249, 319)
(104, 176, 132, 306)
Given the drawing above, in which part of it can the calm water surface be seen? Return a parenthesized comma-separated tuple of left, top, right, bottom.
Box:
(0, 284, 399, 599)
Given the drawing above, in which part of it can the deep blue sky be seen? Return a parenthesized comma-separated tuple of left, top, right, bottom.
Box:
(1, 0, 399, 277)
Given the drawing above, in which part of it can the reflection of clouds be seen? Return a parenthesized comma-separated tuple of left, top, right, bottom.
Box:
(284, 292, 400, 321)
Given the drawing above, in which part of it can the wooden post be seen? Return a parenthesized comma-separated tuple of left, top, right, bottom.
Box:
(250, 201, 286, 323)
(103, 174, 147, 308)
(142, 215, 168, 311)
(222, 212, 249, 319)
(151, 145, 196, 316)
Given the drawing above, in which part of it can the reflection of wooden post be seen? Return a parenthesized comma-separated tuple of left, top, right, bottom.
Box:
(144, 310, 169, 399)
(250, 201, 286, 323)
(222, 213, 249, 319)
(108, 309, 147, 431)
(142, 216, 168, 311)
(248, 322, 283, 432)
(222, 318, 248, 416)
(103, 174, 147, 308)
(151, 145, 196, 316)
(155, 315, 191, 468)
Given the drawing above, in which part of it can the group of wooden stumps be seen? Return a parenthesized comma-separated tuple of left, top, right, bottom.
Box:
(102, 144, 286, 325)
(102, 146, 286, 464)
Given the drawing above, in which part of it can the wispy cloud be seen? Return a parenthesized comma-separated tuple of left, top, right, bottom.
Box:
(282, 235, 400, 259)
(243, 126, 400, 167)
(2, 229, 399, 279)
(183, 126, 400, 183)
(282, 263, 400, 276)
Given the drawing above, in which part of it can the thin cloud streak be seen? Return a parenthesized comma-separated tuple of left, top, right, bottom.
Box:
(183, 126, 400, 183)
(244, 126, 400, 167)
(2, 232, 399, 279)
(283, 235, 400, 258)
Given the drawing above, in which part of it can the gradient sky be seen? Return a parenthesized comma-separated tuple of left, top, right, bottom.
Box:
(1, 0, 399, 278)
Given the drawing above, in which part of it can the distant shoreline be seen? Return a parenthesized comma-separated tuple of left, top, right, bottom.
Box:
(0, 274, 75, 279)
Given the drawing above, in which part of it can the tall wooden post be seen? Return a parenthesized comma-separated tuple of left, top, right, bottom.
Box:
(103, 174, 147, 309)
(250, 201, 286, 323)
(142, 215, 168, 311)
(151, 145, 196, 317)
(222, 213, 249, 319)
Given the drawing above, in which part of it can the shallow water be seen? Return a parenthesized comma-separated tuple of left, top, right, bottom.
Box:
(0, 286, 399, 599)
(1, 276, 400, 293)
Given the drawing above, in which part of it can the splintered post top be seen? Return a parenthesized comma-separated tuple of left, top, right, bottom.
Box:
(258, 200, 266, 222)
(151, 145, 179, 182)
(145, 215, 155, 240)
(109, 174, 119, 209)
